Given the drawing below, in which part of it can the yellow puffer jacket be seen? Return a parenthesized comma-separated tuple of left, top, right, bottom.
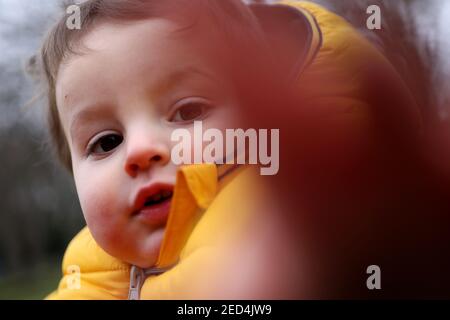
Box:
(46, 1, 421, 300)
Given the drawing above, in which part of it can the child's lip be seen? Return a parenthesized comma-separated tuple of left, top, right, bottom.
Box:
(134, 195, 173, 227)
(132, 182, 174, 225)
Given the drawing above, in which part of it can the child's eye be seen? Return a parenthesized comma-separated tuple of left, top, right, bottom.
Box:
(87, 133, 123, 156)
(169, 99, 212, 123)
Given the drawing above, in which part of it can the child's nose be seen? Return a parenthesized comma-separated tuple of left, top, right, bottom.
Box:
(124, 133, 170, 177)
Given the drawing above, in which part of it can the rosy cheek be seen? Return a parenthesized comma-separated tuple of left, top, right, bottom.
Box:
(74, 166, 124, 240)
(81, 190, 113, 225)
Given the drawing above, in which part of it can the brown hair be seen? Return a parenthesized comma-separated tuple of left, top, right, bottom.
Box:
(39, 0, 269, 172)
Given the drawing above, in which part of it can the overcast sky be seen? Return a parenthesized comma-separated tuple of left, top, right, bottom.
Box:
(440, 2, 450, 69)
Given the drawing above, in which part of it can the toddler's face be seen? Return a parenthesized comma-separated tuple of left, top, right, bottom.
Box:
(55, 18, 240, 267)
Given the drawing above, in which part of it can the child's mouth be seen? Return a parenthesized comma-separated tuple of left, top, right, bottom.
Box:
(143, 190, 173, 207)
(133, 187, 174, 227)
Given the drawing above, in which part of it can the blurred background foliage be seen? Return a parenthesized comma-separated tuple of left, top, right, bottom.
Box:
(0, 0, 448, 299)
(0, 0, 84, 299)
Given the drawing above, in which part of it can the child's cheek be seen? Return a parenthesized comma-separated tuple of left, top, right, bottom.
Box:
(74, 164, 127, 245)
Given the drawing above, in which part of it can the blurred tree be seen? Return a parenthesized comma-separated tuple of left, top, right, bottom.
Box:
(0, 0, 84, 280)
(313, 0, 444, 124)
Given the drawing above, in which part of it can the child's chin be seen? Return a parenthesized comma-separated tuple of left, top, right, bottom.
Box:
(133, 227, 166, 269)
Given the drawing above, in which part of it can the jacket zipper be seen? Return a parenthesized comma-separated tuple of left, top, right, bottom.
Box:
(128, 263, 178, 300)
(128, 265, 145, 300)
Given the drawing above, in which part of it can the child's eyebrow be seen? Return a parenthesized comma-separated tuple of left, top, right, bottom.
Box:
(151, 66, 218, 99)
(69, 106, 111, 144)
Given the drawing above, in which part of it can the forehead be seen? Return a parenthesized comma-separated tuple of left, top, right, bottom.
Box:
(56, 17, 228, 120)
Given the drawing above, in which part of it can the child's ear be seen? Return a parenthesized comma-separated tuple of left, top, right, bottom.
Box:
(249, 3, 313, 79)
